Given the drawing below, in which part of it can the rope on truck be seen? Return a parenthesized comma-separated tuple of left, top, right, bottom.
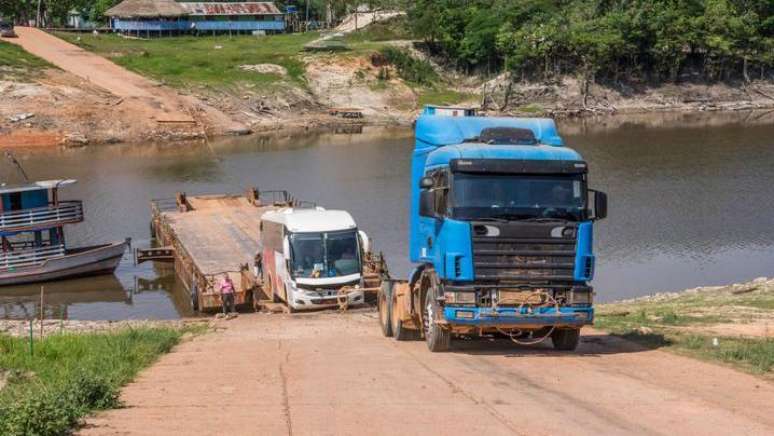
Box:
(493, 290, 559, 346)
(337, 286, 356, 311)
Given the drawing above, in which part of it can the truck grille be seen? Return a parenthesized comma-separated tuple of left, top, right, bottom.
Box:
(472, 224, 577, 282)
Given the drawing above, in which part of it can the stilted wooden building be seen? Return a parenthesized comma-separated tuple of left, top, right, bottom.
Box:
(106, 0, 286, 36)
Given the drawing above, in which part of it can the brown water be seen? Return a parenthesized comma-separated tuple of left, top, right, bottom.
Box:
(2, 111, 774, 320)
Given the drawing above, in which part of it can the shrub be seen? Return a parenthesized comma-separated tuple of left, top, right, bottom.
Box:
(379, 47, 438, 86)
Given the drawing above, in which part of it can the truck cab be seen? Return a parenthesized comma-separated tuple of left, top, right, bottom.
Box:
(381, 107, 607, 352)
(260, 208, 370, 311)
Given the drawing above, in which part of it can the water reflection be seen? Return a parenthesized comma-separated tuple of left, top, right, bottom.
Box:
(1, 115, 773, 318)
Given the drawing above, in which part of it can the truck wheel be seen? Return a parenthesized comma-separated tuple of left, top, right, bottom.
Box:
(551, 328, 581, 351)
(391, 292, 416, 341)
(422, 275, 451, 352)
(378, 281, 393, 337)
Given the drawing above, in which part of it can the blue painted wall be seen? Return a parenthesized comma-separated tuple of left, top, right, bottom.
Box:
(112, 18, 286, 32)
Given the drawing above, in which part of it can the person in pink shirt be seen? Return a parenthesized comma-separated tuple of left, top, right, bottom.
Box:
(219, 274, 235, 315)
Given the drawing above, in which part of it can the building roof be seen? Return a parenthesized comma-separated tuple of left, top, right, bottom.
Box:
(262, 208, 357, 233)
(180, 2, 282, 16)
(105, 0, 187, 18)
(0, 179, 77, 195)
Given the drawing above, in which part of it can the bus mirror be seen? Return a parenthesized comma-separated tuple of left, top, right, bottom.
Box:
(282, 237, 290, 259)
(590, 190, 608, 220)
(358, 230, 371, 255)
(419, 190, 436, 218)
(419, 176, 434, 190)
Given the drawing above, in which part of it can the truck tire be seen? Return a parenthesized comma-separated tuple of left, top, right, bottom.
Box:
(551, 328, 581, 351)
(422, 273, 451, 352)
(391, 291, 416, 341)
(378, 281, 393, 337)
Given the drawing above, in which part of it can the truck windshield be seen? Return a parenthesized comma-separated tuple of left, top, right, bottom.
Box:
(452, 173, 585, 221)
(290, 230, 360, 279)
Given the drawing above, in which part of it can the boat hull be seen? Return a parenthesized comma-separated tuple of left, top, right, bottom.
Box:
(0, 241, 128, 286)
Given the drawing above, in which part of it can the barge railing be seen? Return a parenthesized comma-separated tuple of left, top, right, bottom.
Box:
(0, 244, 66, 271)
(0, 201, 84, 232)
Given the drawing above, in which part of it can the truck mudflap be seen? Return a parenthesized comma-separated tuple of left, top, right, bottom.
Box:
(442, 306, 593, 327)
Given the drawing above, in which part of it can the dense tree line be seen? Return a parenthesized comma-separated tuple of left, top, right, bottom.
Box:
(407, 0, 774, 83)
(0, 0, 399, 27)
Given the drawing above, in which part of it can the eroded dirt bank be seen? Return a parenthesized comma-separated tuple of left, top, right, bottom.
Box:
(4, 27, 774, 148)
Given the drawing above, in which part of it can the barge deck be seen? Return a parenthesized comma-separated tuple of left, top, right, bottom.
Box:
(147, 190, 293, 312)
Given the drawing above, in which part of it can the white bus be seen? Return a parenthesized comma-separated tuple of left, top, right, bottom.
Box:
(259, 208, 370, 311)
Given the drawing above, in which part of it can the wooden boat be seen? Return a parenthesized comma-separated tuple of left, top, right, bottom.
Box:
(0, 241, 129, 286)
(0, 179, 128, 286)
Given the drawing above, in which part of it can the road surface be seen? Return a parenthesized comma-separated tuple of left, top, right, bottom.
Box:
(7, 27, 246, 134)
(80, 310, 774, 436)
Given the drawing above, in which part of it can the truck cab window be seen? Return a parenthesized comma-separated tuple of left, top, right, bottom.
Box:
(428, 170, 450, 216)
(451, 173, 585, 221)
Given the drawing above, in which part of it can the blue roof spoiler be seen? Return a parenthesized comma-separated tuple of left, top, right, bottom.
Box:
(415, 115, 564, 147)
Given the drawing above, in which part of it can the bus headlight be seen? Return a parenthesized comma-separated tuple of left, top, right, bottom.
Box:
(444, 291, 476, 304)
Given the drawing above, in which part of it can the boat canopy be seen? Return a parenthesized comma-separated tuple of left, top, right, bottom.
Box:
(0, 179, 77, 195)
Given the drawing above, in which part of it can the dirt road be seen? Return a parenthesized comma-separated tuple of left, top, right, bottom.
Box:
(81, 310, 774, 436)
(7, 27, 246, 135)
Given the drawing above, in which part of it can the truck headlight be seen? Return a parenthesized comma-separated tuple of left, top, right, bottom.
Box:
(570, 290, 593, 305)
(444, 291, 476, 304)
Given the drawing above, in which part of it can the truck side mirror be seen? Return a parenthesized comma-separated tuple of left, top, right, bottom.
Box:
(419, 176, 434, 189)
(419, 190, 436, 218)
(589, 190, 608, 220)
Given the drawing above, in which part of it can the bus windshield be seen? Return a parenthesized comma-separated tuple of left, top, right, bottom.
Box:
(289, 230, 360, 279)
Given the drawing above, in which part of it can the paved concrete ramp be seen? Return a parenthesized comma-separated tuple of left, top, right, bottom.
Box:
(80, 312, 774, 436)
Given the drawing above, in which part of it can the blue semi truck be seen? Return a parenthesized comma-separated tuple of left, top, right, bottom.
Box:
(377, 107, 607, 352)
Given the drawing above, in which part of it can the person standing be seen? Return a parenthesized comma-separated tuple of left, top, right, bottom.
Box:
(220, 274, 236, 315)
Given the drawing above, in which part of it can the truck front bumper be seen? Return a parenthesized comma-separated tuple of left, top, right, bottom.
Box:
(443, 305, 593, 328)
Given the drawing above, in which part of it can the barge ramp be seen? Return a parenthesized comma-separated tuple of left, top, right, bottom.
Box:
(146, 189, 294, 312)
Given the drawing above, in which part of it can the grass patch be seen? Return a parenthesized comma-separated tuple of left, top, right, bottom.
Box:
(0, 40, 51, 80)
(379, 46, 437, 86)
(516, 104, 544, 114)
(0, 326, 199, 435)
(343, 16, 414, 44)
(417, 87, 475, 108)
(597, 286, 774, 376)
(54, 32, 319, 88)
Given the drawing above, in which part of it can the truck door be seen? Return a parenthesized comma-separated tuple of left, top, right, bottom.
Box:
(418, 169, 449, 265)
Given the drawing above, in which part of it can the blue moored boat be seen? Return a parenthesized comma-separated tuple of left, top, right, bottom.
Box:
(0, 179, 128, 286)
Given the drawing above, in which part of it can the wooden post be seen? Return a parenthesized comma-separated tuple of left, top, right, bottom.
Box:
(40, 286, 44, 339)
(29, 318, 34, 355)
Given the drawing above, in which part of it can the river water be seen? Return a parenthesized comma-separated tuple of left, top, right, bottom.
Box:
(2, 111, 774, 320)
